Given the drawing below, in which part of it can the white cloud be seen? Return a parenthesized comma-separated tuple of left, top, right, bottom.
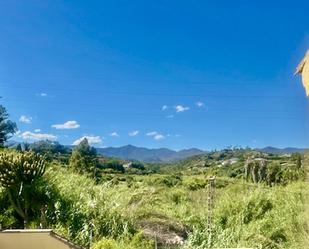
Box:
(20, 131, 57, 141)
(146, 131, 165, 141)
(146, 131, 158, 136)
(154, 134, 165, 140)
(162, 105, 168, 111)
(166, 115, 174, 119)
(34, 129, 41, 133)
(110, 132, 120, 137)
(52, 120, 80, 129)
(15, 130, 21, 136)
(40, 93, 47, 97)
(196, 101, 205, 107)
(166, 133, 181, 138)
(175, 105, 190, 113)
(73, 135, 102, 146)
(19, 115, 32, 124)
(129, 130, 139, 137)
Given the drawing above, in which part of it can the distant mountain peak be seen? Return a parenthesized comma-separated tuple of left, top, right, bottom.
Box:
(96, 144, 205, 163)
(258, 146, 307, 154)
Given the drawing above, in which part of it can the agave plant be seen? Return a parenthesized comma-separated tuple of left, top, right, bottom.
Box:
(0, 151, 46, 227)
(0, 151, 46, 187)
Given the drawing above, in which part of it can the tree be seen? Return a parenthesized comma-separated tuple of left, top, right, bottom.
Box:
(0, 151, 47, 227)
(16, 143, 22, 152)
(30, 140, 68, 161)
(31, 140, 67, 154)
(291, 153, 302, 169)
(244, 158, 267, 183)
(0, 105, 17, 146)
(130, 162, 145, 170)
(69, 138, 98, 175)
(103, 159, 125, 173)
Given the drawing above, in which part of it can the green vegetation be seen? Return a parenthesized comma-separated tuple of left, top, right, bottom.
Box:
(0, 106, 307, 249)
(0, 105, 17, 146)
(69, 138, 99, 177)
(0, 145, 307, 249)
(0, 150, 48, 228)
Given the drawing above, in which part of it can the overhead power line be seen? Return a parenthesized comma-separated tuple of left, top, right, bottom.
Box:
(0, 86, 303, 99)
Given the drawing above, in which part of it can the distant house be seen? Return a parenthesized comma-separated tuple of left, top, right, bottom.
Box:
(123, 162, 132, 168)
(280, 153, 292, 158)
(0, 229, 84, 249)
(221, 157, 239, 166)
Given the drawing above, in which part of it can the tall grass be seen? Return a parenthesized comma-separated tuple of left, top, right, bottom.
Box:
(43, 165, 309, 249)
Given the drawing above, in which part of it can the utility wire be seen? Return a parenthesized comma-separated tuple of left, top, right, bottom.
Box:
(0, 86, 303, 99)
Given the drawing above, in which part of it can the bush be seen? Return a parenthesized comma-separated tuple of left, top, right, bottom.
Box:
(92, 238, 117, 249)
(156, 175, 182, 187)
(0, 151, 48, 227)
(184, 178, 207, 191)
(184, 182, 307, 249)
(91, 233, 153, 249)
(100, 160, 125, 173)
(46, 166, 136, 247)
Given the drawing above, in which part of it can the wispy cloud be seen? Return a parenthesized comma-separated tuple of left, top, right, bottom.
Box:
(129, 130, 139, 137)
(52, 120, 80, 129)
(196, 101, 205, 107)
(146, 131, 158, 136)
(110, 132, 120, 137)
(73, 135, 102, 145)
(19, 115, 32, 124)
(154, 134, 165, 140)
(34, 129, 41, 133)
(162, 105, 168, 111)
(36, 92, 48, 97)
(167, 133, 181, 138)
(146, 131, 165, 141)
(166, 115, 174, 119)
(20, 131, 57, 141)
(175, 105, 190, 113)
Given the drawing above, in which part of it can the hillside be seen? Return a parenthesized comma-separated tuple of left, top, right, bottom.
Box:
(96, 145, 204, 163)
(6, 141, 309, 163)
(257, 146, 308, 154)
(0, 145, 307, 249)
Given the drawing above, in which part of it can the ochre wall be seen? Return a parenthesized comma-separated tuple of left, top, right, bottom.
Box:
(0, 232, 75, 249)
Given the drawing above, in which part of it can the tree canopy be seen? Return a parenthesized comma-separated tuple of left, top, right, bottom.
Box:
(69, 138, 98, 176)
(0, 105, 17, 146)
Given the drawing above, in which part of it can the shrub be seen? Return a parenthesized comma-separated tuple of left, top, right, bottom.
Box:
(0, 151, 48, 227)
(157, 175, 182, 187)
(184, 178, 207, 191)
(91, 233, 153, 249)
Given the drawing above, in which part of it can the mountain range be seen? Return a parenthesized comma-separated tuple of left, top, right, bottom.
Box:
(5, 141, 308, 163)
(96, 145, 205, 163)
(257, 146, 307, 155)
(96, 145, 308, 163)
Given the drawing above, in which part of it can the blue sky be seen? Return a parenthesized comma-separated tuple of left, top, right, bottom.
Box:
(1, 0, 309, 150)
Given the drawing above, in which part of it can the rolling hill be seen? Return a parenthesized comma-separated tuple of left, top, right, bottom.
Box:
(96, 145, 205, 163)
